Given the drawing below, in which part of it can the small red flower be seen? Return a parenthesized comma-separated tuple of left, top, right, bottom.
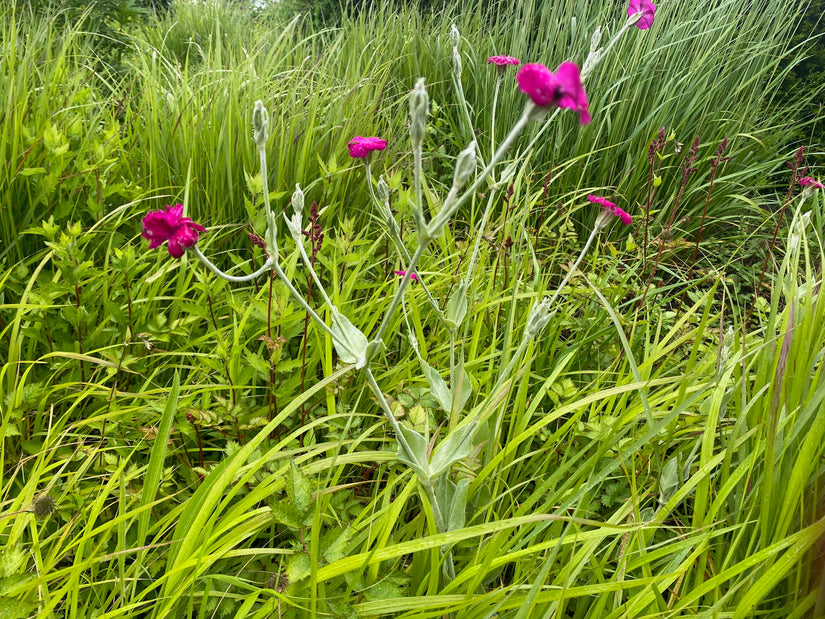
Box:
(516, 62, 591, 124)
(799, 177, 824, 190)
(394, 270, 418, 281)
(141, 204, 206, 258)
(588, 195, 632, 225)
(628, 0, 656, 30)
(487, 55, 520, 66)
(348, 136, 388, 159)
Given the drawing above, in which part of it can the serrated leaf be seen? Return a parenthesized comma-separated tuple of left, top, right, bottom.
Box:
(19, 167, 46, 177)
(396, 424, 431, 482)
(269, 500, 307, 529)
(287, 461, 312, 513)
(286, 552, 311, 584)
(429, 422, 477, 479)
(0, 597, 37, 619)
(418, 357, 451, 413)
(322, 525, 351, 563)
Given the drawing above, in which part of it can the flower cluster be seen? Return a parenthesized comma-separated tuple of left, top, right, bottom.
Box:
(348, 136, 388, 159)
(589, 195, 633, 225)
(141, 204, 206, 258)
(516, 62, 590, 124)
(628, 0, 656, 29)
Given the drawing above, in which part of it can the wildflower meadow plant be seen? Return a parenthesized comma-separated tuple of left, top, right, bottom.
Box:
(141, 6, 653, 584)
(141, 203, 206, 258)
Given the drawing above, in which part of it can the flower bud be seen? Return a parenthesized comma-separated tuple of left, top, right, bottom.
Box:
(409, 78, 429, 149)
(252, 100, 269, 148)
(525, 296, 554, 338)
(449, 24, 460, 49)
(377, 176, 389, 203)
(452, 50, 462, 77)
(590, 26, 602, 52)
(291, 183, 304, 216)
(452, 141, 476, 191)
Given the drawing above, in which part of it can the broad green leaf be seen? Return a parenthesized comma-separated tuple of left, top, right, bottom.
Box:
(396, 423, 431, 482)
(418, 357, 451, 413)
(429, 421, 477, 479)
(331, 309, 368, 367)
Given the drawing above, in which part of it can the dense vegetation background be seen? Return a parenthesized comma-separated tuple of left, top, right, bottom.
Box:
(1, 0, 824, 617)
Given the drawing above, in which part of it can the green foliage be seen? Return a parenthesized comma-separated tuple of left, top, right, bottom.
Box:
(1, 0, 824, 617)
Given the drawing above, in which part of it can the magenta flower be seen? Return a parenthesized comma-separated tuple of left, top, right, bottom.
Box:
(588, 195, 633, 225)
(394, 270, 419, 281)
(348, 136, 388, 159)
(516, 62, 591, 124)
(487, 55, 520, 66)
(799, 177, 824, 189)
(141, 203, 206, 258)
(627, 0, 656, 30)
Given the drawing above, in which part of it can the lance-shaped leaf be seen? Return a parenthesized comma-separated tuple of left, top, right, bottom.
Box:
(452, 359, 473, 414)
(445, 285, 468, 330)
(418, 356, 452, 413)
(429, 421, 478, 479)
(396, 423, 431, 482)
(435, 477, 470, 532)
(330, 309, 368, 368)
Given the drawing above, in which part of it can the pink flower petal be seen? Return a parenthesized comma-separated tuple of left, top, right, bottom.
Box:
(141, 203, 206, 259)
(516, 62, 590, 124)
(348, 136, 387, 159)
(628, 0, 656, 30)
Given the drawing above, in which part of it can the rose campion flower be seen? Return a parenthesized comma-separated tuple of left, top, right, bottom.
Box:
(799, 177, 824, 189)
(516, 62, 591, 124)
(628, 0, 656, 30)
(487, 55, 520, 66)
(348, 136, 388, 159)
(394, 270, 418, 281)
(588, 195, 633, 225)
(141, 203, 206, 258)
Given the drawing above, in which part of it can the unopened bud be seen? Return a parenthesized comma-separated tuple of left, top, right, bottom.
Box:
(590, 26, 602, 52)
(449, 24, 460, 49)
(291, 183, 304, 215)
(409, 78, 429, 149)
(377, 176, 389, 203)
(452, 141, 476, 190)
(452, 49, 462, 76)
(252, 100, 269, 148)
(525, 297, 554, 338)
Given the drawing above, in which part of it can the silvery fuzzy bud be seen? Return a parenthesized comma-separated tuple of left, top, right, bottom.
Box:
(409, 78, 429, 149)
(590, 26, 602, 52)
(449, 24, 460, 49)
(252, 100, 269, 148)
(265, 208, 278, 254)
(377, 176, 389, 204)
(570, 16, 577, 41)
(452, 49, 462, 76)
(525, 296, 554, 338)
(291, 183, 304, 216)
(452, 141, 476, 191)
(283, 211, 302, 243)
(582, 49, 602, 78)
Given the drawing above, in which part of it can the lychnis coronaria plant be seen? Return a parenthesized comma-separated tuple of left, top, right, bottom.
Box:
(141, 2, 648, 584)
